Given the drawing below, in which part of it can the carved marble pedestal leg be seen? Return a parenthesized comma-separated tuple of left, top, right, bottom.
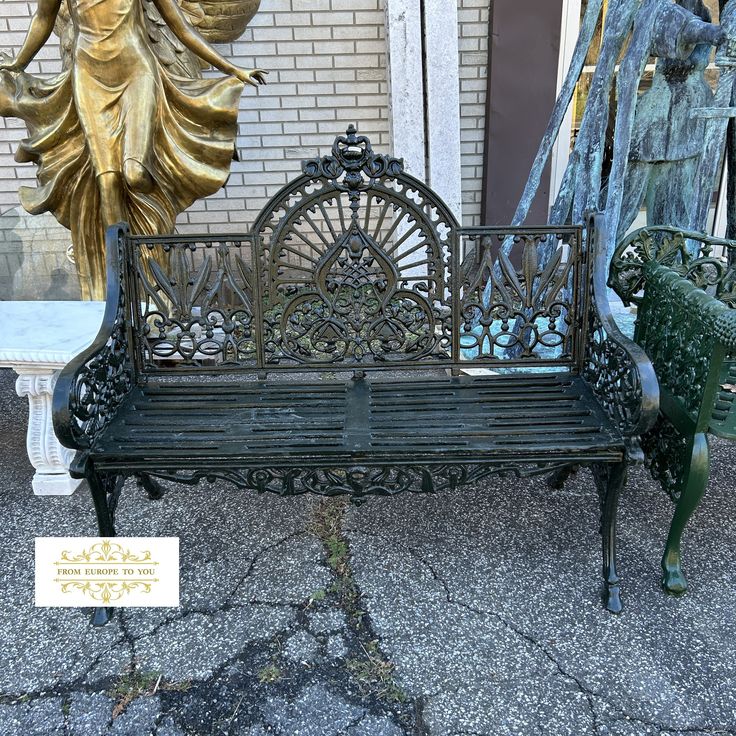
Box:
(14, 368, 81, 496)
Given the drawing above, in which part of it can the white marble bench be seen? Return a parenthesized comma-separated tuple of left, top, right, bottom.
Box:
(0, 301, 105, 494)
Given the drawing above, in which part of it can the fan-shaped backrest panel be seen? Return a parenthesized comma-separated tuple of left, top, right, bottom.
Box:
(253, 127, 458, 367)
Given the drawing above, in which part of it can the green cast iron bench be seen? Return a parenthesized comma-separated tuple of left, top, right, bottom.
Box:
(610, 226, 736, 595)
(52, 127, 658, 625)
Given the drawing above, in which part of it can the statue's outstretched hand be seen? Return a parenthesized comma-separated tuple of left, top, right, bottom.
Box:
(234, 68, 268, 87)
(0, 52, 19, 72)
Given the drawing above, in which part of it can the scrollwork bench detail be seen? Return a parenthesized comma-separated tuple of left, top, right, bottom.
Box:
(52, 127, 657, 625)
(610, 227, 736, 596)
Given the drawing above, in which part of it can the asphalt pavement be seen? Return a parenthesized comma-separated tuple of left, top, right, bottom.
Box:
(1, 367, 735, 736)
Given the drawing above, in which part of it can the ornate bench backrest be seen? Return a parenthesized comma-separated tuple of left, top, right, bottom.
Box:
(122, 127, 590, 376)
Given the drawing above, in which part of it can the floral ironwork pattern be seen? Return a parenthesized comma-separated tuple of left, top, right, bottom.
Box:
(640, 414, 689, 503)
(144, 461, 574, 498)
(272, 223, 441, 363)
(458, 229, 582, 362)
(610, 226, 736, 307)
(582, 215, 659, 441)
(636, 263, 734, 420)
(52, 227, 134, 449)
(584, 309, 649, 440)
(131, 238, 256, 370)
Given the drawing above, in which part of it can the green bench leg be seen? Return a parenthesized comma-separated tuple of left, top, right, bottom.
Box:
(661, 432, 710, 596)
(137, 473, 166, 500)
(547, 464, 579, 490)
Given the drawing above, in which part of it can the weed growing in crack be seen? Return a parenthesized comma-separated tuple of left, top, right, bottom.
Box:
(347, 641, 408, 704)
(108, 664, 191, 718)
(309, 498, 409, 708)
(308, 588, 327, 605)
(257, 663, 282, 684)
(309, 498, 359, 613)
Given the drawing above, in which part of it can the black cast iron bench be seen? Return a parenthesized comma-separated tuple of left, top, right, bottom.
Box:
(52, 127, 658, 624)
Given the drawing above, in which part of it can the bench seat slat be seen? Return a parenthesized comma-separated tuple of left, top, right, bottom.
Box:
(92, 373, 624, 468)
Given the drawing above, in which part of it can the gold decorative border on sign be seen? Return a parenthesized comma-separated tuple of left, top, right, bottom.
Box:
(56, 539, 157, 565)
(52, 540, 160, 604)
(54, 581, 159, 604)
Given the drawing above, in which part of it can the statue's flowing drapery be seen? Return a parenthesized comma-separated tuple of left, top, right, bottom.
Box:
(1, 0, 248, 299)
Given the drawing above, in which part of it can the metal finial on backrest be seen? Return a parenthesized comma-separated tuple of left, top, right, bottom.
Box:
(301, 126, 404, 190)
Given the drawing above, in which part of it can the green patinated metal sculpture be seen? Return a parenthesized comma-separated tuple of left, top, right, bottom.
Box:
(610, 226, 736, 594)
(514, 0, 736, 254)
(615, 1, 721, 242)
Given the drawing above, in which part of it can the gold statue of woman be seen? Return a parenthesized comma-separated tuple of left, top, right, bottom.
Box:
(0, 0, 265, 299)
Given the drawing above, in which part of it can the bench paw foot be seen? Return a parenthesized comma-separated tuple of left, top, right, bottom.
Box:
(90, 606, 114, 626)
(604, 583, 623, 614)
(593, 461, 627, 614)
(662, 558, 688, 596)
(137, 474, 165, 500)
(658, 433, 709, 598)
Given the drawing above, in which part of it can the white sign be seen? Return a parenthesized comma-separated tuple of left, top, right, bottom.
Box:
(35, 537, 179, 607)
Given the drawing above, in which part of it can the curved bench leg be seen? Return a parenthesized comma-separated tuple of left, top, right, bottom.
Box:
(137, 473, 166, 500)
(662, 433, 710, 596)
(87, 468, 124, 627)
(593, 461, 627, 614)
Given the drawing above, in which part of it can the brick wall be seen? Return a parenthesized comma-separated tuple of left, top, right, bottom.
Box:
(179, 0, 391, 233)
(0, 1, 62, 214)
(457, 0, 490, 227)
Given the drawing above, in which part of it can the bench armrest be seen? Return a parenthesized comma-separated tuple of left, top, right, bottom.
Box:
(609, 225, 736, 307)
(52, 224, 135, 452)
(637, 261, 736, 434)
(582, 214, 659, 449)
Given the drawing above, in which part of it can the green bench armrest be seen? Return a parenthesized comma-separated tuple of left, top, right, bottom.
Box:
(638, 261, 736, 435)
(609, 226, 736, 307)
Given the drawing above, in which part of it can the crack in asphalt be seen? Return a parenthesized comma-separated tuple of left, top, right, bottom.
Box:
(60, 693, 71, 736)
(0, 519, 421, 734)
(4, 510, 733, 735)
(310, 498, 429, 736)
(346, 528, 736, 736)
(0, 531, 307, 702)
(606, 713, 736, 736)
(114, 530, 309, 645)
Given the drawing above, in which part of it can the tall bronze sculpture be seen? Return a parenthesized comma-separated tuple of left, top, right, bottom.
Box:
(604, 0, 726, 257)
(615, 0, 720, 242)
(0, 0, 265, 299)
(513, 0, 734, 250)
